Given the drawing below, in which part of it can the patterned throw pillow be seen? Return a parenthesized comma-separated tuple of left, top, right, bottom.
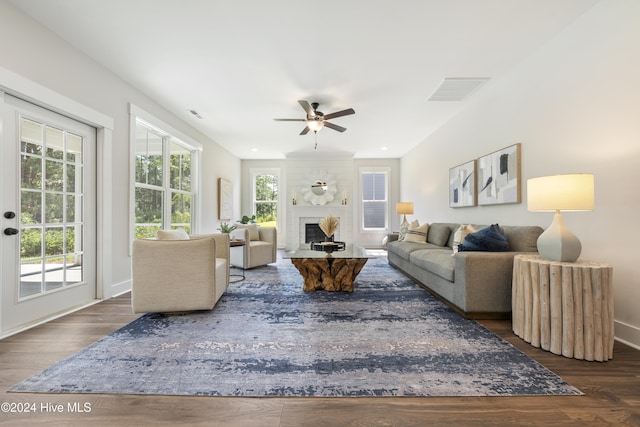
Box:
(451, 224, 476, 256)
(404, 222, 429, 243)
(399, 219, 419, 241)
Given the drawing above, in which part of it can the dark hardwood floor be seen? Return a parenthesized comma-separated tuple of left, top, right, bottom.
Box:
(1, 293, 639, 427)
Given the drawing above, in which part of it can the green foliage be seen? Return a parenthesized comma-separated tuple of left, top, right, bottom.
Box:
(20, 213, 75, 260)
(217, 222, 237, 233)
(238, 215, 256, 224)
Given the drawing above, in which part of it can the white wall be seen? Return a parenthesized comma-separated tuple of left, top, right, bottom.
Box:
(401, 0, 640, 348)
(0, 2, 241, 297)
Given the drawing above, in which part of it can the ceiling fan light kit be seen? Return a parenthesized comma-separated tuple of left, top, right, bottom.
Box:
(274, 100, 355, 148)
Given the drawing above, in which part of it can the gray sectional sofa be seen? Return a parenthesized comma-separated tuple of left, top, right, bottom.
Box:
(387, 222, 543, 319)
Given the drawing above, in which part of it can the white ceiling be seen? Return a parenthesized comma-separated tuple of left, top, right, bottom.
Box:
(9, 0, 597, 159)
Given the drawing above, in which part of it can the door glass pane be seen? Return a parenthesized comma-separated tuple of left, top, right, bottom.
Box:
(18, 116, 86, 299)
(45, 126, 64, 160)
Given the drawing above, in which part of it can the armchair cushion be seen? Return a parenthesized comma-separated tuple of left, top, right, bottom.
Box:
(236, 223, 260, 240)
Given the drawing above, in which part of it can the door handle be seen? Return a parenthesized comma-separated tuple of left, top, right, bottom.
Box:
(3, 228, 19, 236)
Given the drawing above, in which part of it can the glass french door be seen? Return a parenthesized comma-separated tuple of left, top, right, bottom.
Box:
(1, 94, 96, 335)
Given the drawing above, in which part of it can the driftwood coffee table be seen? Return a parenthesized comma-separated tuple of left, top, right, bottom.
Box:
(284, 244, 372, 292)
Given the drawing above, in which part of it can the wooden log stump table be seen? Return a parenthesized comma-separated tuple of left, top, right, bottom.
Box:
(284, 244, 372, 292)
(512, 254, 614, 361)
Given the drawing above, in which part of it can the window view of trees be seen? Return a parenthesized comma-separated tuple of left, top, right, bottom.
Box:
(254, 173, 277, 228)
(134, 123, 194, 238)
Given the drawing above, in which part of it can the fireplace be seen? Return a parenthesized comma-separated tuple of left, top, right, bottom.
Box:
(305, 223, 326, 243)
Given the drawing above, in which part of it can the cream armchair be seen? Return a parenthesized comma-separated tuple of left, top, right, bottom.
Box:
(230, 225, 277, 269)
(131, 233, 230, 313)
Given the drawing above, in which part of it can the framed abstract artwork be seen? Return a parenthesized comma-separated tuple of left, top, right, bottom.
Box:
(218, 178, 233, 221)
(477, 143, 521, 205)
(449, 160, 476, 208)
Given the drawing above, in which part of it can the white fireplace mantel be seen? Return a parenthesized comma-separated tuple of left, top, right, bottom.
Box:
(289, 205, 350, 249)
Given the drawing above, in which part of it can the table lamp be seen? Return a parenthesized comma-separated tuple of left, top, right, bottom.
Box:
(396, 202, 414, 226)
(527, 174, 594, 262)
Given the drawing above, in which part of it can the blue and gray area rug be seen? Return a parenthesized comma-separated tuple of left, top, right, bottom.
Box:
(10, 256, 581, 397)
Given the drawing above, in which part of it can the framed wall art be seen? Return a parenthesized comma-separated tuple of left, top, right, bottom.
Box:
(218, 178, 233, 221)
(449, 160, 476, 208)
(477, 143, 521, 205)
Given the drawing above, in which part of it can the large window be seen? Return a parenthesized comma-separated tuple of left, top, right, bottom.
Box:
(361, 170, 388, 230)
(251, 169, 279, 228)
(133, 120, 196, 238)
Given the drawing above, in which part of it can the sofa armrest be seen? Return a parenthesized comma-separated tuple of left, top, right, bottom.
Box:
(454, 251, 528, 313)
(387, 233, 400, 243)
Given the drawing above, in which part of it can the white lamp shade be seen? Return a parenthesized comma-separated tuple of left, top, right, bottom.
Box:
(527, 174, 594, 212)
(396, 202, 414, 215)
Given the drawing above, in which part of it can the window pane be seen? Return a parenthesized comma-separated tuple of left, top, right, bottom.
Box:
(171, 192, 191, 232)
(135, 187, 163, 238)
(256, 202, 277, 226)
(170, 142, 191, 191)
(45, 192, 64, 223)
(21, 190, 42, 224)
(21, 118, 43, 148)
(45, 159, 64, 191)
(363, 202, 386, 228)
(256, 174, 278, 202)
(135, 125, 163, 186)
(21, 154, 42, 189)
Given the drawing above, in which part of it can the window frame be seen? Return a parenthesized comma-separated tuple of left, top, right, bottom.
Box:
(359, 167, 390, 232)
(129, 104, 201, 247)
(250, 168, 281, 230)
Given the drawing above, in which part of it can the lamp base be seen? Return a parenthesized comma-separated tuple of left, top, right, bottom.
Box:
(537, 211, 582, 262)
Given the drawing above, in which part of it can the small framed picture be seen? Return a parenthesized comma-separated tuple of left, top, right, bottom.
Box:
(449, 160, 476, 208)
(477, 143, 521, 205)
(218, 178, 233, 220)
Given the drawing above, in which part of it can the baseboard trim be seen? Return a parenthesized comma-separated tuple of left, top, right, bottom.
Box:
(615, 320, 640, 350)
(110, 279, 131, 299)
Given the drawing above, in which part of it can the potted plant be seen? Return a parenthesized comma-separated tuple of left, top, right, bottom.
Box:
(217, 222, 237, 234)
(238, 215, 256, 224)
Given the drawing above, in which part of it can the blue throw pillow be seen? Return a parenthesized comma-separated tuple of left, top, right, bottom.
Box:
(458, 224, 509, 252)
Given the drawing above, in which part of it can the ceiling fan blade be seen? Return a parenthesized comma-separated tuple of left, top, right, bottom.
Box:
(298, 100, 314, 116)
(323, 121, 346, 132)
(273, 118, 305, 121)
(300, 126, 311, 135)
(323, 108, 355, 120)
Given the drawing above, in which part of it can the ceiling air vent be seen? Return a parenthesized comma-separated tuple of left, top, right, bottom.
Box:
(427, 78, 489, 101)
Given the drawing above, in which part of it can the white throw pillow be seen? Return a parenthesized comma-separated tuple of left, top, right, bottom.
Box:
(156, 228, 190, 240)
(399, 220, 419, 241)
(404, 222, 429, 243)
(452, 224, 476, 256)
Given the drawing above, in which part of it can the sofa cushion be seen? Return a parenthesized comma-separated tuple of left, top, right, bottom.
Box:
(459, 224, 509, 252)
(410, 248, 456, 282)
(502, 225, 544, 252)
(404, 222, 429, 243)
(399, 219, 418, 241)
(427, 223, 452, 247)
(387, 240, 441, 261)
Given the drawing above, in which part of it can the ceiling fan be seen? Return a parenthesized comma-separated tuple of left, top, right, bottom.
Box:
(274, 100, 355, 135)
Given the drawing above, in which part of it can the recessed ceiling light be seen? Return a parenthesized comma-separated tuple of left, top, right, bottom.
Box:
(251, 147, 258, 152)
(381, 146, 388, 151)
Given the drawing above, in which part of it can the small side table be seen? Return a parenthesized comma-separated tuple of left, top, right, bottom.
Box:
(512, 254, 614, 361)
(229, 240, 246, 283)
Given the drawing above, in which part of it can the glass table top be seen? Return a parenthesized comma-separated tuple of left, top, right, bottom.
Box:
(283, 244, 373, 259)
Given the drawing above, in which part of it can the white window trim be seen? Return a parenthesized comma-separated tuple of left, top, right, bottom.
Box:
(129, 103, 201, 248)
(250, 167, 282, 231)
(359, 166, 390, 232)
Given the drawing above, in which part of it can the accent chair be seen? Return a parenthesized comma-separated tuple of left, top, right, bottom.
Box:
(131, 232, 230, 313)
(229, 224, 277, 269)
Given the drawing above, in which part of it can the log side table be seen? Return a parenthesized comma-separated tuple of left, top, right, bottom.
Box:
(512, 254, 614, 361)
